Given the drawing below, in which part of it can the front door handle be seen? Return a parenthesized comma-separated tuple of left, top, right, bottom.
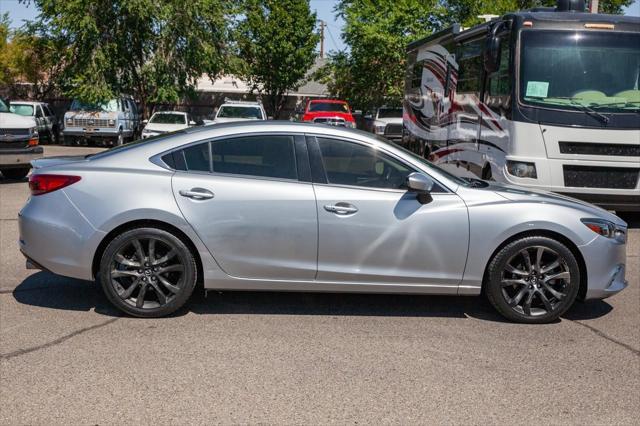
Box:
(179, 188, 214, 200)
(324, 202, 358, 215)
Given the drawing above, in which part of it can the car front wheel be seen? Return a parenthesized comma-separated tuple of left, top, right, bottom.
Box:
(99, 227, 198, 317)
(485, 236, 580, 324)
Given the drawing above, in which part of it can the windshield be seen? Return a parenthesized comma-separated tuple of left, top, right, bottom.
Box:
(520, 30, 640, 113)
(0, 99, 9, 113)
(309, 101, 350, 113)
(70, 99, 120, 112)
(150, 113, 186, 124)
(377, 108, 402, 118)
(217, 106, 263, 119)
(9, 104, 34, 116)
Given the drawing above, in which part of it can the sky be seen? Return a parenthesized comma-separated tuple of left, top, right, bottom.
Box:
(1, 0, 638, 54)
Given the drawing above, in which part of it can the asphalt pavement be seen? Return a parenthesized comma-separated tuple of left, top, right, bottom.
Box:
(1, 146, 638, 425)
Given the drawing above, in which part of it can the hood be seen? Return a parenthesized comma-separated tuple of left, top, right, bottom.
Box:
(144, 123, 188, 133)
(65, 111, 118, 119)
(31, 155, 88, 170)
(214, 117, 262, 123)
(375, 117, 403, 125)
(304, 111, 354, 121)
(488, 182, 625, 226)
(0, 112, 37, 129)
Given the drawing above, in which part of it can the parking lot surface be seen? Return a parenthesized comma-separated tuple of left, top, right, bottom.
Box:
(1, 146, 638, 424)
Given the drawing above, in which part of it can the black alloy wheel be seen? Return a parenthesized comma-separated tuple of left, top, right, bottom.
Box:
(99, 227, 197, 317)
(486, 236, 580, 324)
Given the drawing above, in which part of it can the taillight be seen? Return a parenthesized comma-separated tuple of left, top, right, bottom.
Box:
(29, 174, 81, 196)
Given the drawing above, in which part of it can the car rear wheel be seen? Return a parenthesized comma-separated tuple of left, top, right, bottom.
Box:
(485, 236, 580, 324)
(1, 167, 30, 180)
(99, 227, 197, 318)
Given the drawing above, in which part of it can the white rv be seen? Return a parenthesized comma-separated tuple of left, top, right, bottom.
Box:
(403, 0, 639, 211)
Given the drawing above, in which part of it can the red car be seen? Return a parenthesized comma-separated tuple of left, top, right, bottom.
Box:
(301, 99, 356, 128)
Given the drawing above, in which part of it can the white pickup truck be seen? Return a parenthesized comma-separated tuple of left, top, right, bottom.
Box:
(0, 99, 43, 180)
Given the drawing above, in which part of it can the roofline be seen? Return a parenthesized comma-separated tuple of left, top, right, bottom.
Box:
(407, 11, 639, 50)
(407, 24, 461, 51)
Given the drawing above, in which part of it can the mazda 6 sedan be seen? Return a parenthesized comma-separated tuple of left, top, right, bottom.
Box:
(19, 122, 628, 323)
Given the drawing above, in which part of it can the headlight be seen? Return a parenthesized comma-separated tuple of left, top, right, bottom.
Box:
(108, 119, 116, 126)
(506, 160, 537, 178)
(374, 124, 386, 134)
(345, 121, 356, 128)
(581, 218, 626, 243)
(66, 117, 72, 125)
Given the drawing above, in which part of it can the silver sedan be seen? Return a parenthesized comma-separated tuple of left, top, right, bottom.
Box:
(18, 122, 628, 323)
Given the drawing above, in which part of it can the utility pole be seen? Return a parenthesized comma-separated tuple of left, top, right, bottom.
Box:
(318, 20, 325, 58)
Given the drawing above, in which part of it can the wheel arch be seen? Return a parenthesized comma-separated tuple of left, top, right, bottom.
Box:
(91, 219, 203, 286)
(481, 229, 588, 301)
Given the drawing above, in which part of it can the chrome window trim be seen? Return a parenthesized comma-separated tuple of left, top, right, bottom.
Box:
(150, 132, 304, 184)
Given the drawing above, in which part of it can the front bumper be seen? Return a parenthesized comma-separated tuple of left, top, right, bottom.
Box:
(579, 234, 628, 300)
(63, 127, 121, 138)
(0, 147, 44, 168)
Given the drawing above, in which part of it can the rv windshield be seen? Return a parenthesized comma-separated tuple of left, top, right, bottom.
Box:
(70, 99, 120, 112)
(520, 30, 640, 113)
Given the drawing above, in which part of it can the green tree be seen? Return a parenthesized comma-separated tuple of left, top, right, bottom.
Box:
(0, 13, 63, 99)
(27, 0, 232, 117)
(236, 0, 319, 118)
(320, 0, 440, 112)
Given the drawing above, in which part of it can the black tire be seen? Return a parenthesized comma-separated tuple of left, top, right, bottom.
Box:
(114, 130, 124, 146)
(50, 126, 60, 145)
(485, 236, 580, 324)
(1, 167, 30, 180)
(482, 164, 493, 181)
(98, 227, 197, 318)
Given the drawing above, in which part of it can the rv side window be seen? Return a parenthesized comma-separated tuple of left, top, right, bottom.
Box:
(456, 39, 483, 95)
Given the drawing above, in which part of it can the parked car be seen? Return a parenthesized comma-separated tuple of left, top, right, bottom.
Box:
(363, 107, 403, 141)
(212, 100, 267, 123)
(20, 121, 628, 322)
(63, 96, 140, 146)
(141, 111, 196, 139)
(300, 99, 356, 127)
(0, 98, 43, 180)
(9, 101, 59, 144)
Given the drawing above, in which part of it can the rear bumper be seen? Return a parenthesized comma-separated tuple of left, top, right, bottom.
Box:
(18, 189, 103, 281)
(0, 147, 44, 168)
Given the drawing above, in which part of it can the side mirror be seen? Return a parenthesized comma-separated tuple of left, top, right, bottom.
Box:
(483, 22, 506, 74)
(189, 120, 196, 126)
(142, 119, 148, 125)
(407, 172, 434, 204)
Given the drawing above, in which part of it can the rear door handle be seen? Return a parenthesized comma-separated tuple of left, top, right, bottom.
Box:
(324, 202, 358, 215)
(179, 188, 214, 200)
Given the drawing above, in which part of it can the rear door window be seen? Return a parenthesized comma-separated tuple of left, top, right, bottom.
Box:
(169, 135, 298, 180)
(211, 135, 297, 180)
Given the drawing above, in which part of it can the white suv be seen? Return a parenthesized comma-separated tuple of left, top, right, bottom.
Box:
(213, 100, 267, 123)
(0, 99, 42, 180)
